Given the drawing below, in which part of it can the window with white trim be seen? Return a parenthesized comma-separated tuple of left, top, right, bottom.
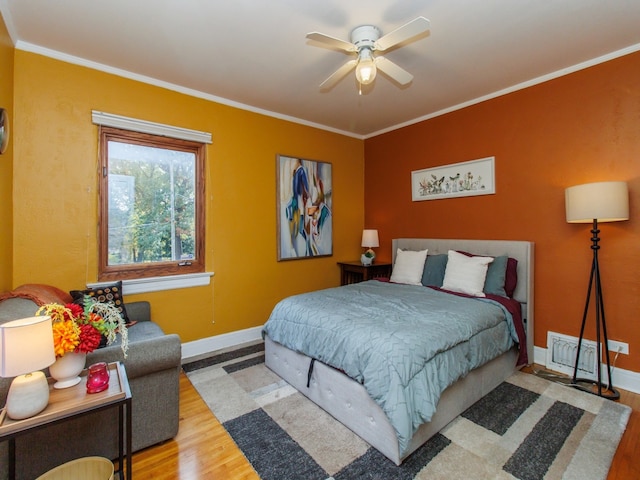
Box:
(96, 118, 209, 281)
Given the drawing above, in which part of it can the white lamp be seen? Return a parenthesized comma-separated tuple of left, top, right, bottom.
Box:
(0, 316, 56, 419)
(361, 229, 380, 266)
(565, 181, 629, 399)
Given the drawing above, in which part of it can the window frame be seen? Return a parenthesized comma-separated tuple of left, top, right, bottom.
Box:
(98, 126, 206, 281)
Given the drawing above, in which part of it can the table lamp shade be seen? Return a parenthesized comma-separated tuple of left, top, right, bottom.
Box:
(361, 229, 380, 248)
(0, 316, 55, 377)
(1, 316, 56, 420)
(565, 181, 629, 223)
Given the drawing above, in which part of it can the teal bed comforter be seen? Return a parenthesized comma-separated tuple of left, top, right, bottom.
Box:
(262, 280, 519, 456)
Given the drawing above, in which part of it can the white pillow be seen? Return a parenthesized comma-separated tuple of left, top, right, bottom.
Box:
(390, 248, 428, 285)
(442, 250, 494, 297)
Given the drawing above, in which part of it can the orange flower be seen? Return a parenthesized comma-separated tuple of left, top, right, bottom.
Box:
(51, 319, 80, 357)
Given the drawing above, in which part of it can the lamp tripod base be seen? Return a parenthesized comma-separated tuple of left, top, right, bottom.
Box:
(571, 218, 621, 402)
(571, 377, 620, 400)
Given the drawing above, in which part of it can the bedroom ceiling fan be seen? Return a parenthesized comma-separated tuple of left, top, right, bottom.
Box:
(306, 16, 430, 93)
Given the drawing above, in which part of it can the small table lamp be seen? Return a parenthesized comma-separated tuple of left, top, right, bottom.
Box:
(361, 229, 379, 266)
(0, 316, 56, 419)
(565, 180, 629, 399)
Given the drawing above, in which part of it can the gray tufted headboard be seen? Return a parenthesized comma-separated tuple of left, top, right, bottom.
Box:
(392, 238, 534, 361)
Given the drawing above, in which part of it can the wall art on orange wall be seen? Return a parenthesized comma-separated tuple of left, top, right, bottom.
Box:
(276, 154, 333, 261)
(411, 156, 495, 201)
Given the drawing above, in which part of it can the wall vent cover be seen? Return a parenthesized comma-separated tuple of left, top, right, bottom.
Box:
(546, 331, 598, 381)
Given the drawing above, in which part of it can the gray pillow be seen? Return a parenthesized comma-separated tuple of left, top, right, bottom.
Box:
(484, 255, 508, 297)
(421, 254, 448, 287)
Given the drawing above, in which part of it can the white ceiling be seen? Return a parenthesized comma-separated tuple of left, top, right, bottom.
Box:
(2, 0, 640, 138)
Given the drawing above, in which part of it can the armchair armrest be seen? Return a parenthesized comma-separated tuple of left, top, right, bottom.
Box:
(87, 321, 182, 379)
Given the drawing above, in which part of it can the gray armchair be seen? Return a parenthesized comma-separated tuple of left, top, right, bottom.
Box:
(0, 288, 181, 480)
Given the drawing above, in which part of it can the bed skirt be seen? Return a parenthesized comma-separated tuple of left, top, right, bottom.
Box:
(264, 335, 519, 465)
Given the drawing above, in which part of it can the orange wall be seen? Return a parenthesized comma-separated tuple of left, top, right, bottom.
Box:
(0, 13, 13, 291)
(11, 51, 364, 343)
(365, 51, 640, 372)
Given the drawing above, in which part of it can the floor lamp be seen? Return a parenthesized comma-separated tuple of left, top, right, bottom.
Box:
(565, 181, 629, 399)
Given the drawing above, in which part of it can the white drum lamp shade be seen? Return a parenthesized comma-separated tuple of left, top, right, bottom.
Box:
(0, 316, 56, 419)
(361, 229, 380, 249)
(565, 181, 629, 223)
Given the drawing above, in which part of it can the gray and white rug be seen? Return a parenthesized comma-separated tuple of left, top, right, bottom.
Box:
(184, 342, 631, 480)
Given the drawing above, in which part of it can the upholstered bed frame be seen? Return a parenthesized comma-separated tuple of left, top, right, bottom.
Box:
(265, 238, 534, 465)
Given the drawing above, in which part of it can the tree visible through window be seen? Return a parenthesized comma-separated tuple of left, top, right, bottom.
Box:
(98, 127, 205, 280)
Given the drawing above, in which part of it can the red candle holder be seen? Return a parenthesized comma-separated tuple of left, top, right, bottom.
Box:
(86, 362, 110, 394)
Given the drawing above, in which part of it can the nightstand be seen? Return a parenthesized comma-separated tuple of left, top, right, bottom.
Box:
(338, 261, 392, 285)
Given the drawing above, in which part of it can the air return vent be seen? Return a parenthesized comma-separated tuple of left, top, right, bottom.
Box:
(546, 332, 598, 381)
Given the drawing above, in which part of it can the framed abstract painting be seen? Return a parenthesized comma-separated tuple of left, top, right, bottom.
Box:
(276, 155, 332, 261)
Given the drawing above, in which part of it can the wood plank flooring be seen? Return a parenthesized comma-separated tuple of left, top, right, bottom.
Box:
(130, 374, 258, 480)
(609, 386, 640, 479)
(130, 370, 640, 479)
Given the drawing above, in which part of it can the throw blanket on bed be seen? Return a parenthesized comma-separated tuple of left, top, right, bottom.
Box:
(262, 280, 520, 457)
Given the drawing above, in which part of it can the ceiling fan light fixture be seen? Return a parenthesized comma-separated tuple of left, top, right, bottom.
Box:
(355, 48, 376, 85)
(308, 17, 430, 91)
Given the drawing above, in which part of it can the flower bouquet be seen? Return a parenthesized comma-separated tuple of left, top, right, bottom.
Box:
(37, 296, 129, 358)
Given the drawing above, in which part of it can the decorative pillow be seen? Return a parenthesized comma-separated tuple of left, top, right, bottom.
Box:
(442, 250, 494, 297)
(70, 281, 131, 325)
(0, 284, 73, 306)
(421, 254, 448, 287)
(390, 248, 428, 285)
(484, 255, 508, 296)
(505, 257, 518, 298)
(458, 251, 508, 297)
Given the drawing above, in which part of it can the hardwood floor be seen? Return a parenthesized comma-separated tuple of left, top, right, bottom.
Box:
(130, 370, 640, 479)
(609, 386, 640, 479)
(130, 374, 258, 480)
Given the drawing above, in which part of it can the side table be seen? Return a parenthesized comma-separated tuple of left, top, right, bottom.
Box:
(0, 362, 132, 480)
(338, 261, 392, 285)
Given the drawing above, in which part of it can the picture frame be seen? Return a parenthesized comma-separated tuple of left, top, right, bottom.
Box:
(276, 155, 333, 261)
(0, 108, 9, 155)
(411, 156, 496, 201)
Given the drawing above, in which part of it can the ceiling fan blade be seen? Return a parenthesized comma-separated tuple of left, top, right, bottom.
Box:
(375, 16, 430, 51)
(306, 32, 356, 52)
(319, 60, 357, 90)
(375, 57, 413, 86)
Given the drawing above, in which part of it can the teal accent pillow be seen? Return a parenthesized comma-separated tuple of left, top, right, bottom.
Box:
(457, 251, 510, 297)
(484, 255, 508, 297)
(421, 254, 448, 287)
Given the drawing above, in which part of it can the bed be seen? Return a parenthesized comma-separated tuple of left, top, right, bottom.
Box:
(263, 238, 534, 465)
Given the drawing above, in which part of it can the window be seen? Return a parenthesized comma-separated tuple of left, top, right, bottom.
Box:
(98, 126, 206, 281)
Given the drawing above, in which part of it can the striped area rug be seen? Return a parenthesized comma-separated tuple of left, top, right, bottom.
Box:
(183, 342, 631, 480)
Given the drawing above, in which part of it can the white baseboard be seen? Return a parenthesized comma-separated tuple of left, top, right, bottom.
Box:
(533, 345, 640, 394)
(181, 326, 263, 362)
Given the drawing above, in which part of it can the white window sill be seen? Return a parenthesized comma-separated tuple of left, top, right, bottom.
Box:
(87, 272, 214, 295)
